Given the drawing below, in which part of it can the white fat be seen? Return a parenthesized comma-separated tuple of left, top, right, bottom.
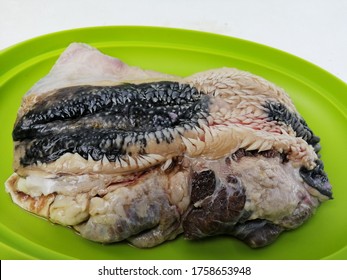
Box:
(49, 193, 89, 226)
(17, 176, 58, 196)
(237, 157, 318, 225)
(168, 170, 191, 213)
(16, 174, 108, 197)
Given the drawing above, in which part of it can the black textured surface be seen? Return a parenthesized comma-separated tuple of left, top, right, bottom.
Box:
(264, 101, 320, 149)
(264, 101, 332, 198)
(300, 160, 333, 198)
(14, 82, 210, 165)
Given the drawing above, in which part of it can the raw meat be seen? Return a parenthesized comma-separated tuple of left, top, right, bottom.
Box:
(5, 43, 332, 248)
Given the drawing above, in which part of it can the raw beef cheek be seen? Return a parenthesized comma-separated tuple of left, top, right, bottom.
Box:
(5, 43, 332, 248)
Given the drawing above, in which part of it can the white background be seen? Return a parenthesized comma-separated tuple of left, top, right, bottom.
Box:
(1, 0, 347, 83)
(2, 260, 347, 280)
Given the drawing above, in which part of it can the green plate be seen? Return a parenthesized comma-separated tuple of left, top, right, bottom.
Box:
(1, 26, 346, 260)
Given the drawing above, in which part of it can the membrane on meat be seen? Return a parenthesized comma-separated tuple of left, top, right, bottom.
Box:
(5, 43, 332, 248)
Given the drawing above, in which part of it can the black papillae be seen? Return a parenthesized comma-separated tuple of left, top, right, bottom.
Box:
(14, 82, 210, 165)
(300, 160, 332, 198)
(264, 101, 320, 151)
(262, 101, 332, 198)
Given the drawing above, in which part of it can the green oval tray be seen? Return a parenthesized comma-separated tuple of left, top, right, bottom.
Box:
(1, 26, 346, 260)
